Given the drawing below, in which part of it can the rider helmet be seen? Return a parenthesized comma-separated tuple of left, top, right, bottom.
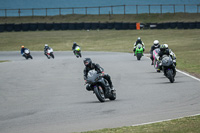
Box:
(83, 58, 92, 67)
(45, 44, 48, 47)
(73, 42, 77, 45)
(164, 44, 168, 49)
(21, 45, 24, 48)
(160, 44, 167, 51)
(153, 40, 159, 47)
(137, 37, 141, 41)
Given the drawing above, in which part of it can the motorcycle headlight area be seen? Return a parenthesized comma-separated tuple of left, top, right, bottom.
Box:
(95, 77, 99, 81)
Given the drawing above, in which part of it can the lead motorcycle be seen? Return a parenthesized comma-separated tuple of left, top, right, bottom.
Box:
(46, 47, 54, 59)
(23, 49, 33, 59)
(135, 44, 143, 60)
(86, 70, 116, 102)
(158, 55, 176, 83)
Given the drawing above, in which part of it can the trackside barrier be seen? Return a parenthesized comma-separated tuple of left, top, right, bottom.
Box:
(29, 23, 37, 31)
(14, 24, 22, 31)
(61, 23, 68, 30)
(6, 24, 14, 31)
(84, 23, 91, 30)
(38, 23, 45, 31)
(53, 23, 61, 30)
(76, 23, 84, 30)
(0, 24, 5, 32)
(91, 23, 99, 30)
(0, 22, 200, 32)
(21, 23, 30, 31)
(197, 22, 200, 29)
(122, 23, 129, 30)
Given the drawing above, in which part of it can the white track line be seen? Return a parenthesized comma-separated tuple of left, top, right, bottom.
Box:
(131, 55, 200, 127)
(176, 69, 200, 82)
(132, 113, 200, 127)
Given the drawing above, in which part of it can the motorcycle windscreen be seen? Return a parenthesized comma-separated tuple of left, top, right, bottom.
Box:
(162, 56, 173, 67)
(87, 70, 99, 83)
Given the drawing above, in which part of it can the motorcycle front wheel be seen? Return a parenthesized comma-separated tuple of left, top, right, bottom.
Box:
(29, 55, 33, 59)
(109, 90, 116, 101)
(94, 86, 106, 102)
(50, 53, 54, 59)
(137, 53, 142, 60)
(167, 69, 175, 83)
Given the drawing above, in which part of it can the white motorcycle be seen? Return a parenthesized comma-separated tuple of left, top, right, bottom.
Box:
(46, 48, 54, 59)
(23, 49, 33, 59)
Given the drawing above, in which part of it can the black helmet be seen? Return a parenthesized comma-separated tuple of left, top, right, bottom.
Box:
(160, 44, 168, 51)
(137, 37, 141, 41)
(83, 58, 92, 67)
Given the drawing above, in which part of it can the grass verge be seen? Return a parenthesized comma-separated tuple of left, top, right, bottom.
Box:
(1, 13, 200, 24)
(0, 60, 9, 63)
(0, 29, 199, 78)
(81, 115, 200, 133)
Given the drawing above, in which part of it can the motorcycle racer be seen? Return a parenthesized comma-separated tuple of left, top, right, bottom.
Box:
(157, 44, 177, 71)
(83, 58, 115, 91)
(133, 37, 145, 54)
(150, 40, 160, 65)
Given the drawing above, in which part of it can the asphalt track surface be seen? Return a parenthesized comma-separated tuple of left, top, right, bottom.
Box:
(0, 51, 200, 133)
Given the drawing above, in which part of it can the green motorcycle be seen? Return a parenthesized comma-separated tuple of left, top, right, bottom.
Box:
(135, 44, 143, 60)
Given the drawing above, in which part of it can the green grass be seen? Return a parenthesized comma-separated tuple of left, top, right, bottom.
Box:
(1, 13, 200, 24)
(81, 115, 200, 133)
(0, 60, 9, 63)
(0, 29, 200, 77)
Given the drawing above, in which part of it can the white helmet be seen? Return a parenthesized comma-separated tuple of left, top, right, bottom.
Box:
(153, 40, 159, 47)
(45, 44, 48, 47)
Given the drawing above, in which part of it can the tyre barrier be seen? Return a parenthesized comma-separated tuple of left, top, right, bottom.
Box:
(129, 23, 136, 29)
(170, 22, 177, 29)
(53, 23, 61, 30)
(188, 22, 196, 29)
(0, 22, 199, 32)
(114, 22, 122, 30)
(177, 22, 183, 29)
(38, 23, 46, 31)
(21, 23, 30, 31)
(14, 24, 22, 31)
(163, 23, 170, 29)
(122, 23, 129, 30)
(107, 22, 115, 29)
(196, 22, 200, 29)
(99, 23, 107, 29)
(183, 22, 189, 29)
(84, 23, 91, 30)
(157, 23, 163, 29)
(0, 24, 5, 32)
(61, 23, 68, 30)
(76, 22, 84, 30)
(91, 23, 99, 30)
(68, 23, 76, 30)
(45, 23, 53, 30)
(6, 24, 14, 32)
(29, 23, 38, 31)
